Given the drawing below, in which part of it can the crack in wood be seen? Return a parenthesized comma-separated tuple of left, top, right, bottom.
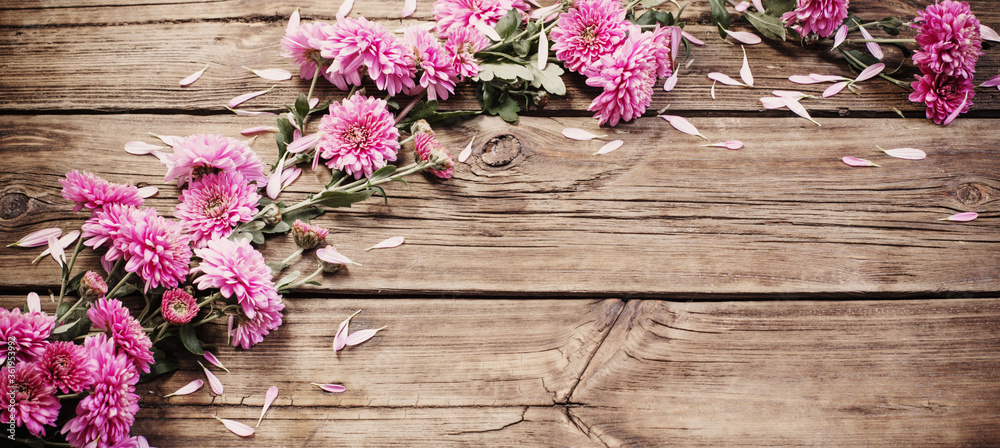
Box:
(445, 406, 528, 436)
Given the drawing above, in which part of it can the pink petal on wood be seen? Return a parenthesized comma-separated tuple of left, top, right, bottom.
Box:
(124, 141, 165, 155)
(708, 72, 745, 86)
(659, 115, 707, 140)
(365, 236, 405, 251)
(287, 132, 322, 153)
(809, 74, 849, 83)
(735, 1, 749, 12)
(228, 108, 277, 116)
(204, 351, 231, 373)
(854, 63, 884, 82)
(345, 326, 387, 346)
(150, 133, 183, 147)
(458, 137, 475, 163)
(832, 25, 848, 49)
(703, 140, 743, 150)
(562, 128, 606, 141)
(312, 383, 347, 393)
(858, 26, 883, 59)
(26, 292, 40, 314)
(402, 0, 417, 17)
(981, 75, 1000, 88)
(760, 96, 786, 109)
(944, 212, 978, 222)
(137, 186, 158, 198)
(337, 0, 354, 19)
(179, 64, 209, 87)
(8, 228, 61, 248)
(215, 417, 254, 437)
(287, 9, 300, 33)
(199, 362, 224, 395)
(663, 69, 679, 92)
(247, 68, 292, 81)
(165, 379, 204, 398)
(980, 24, 1000, 43)
(822, 81, 848, 97)
(256, 386, 279, 427)
(317, 246, 360, 266)
(334, 310, 362, 352)
(725, 30, 762, 45)
(281, 167, 302, 188)
(942, 92, 968, 126)
(781, 97, 821, 126)
(594, 139, 624, 155)
(788, 75, 822, 84)
(751, 0, 764, 12)
(842, 156, 880, 167)
(228, 86, 275, 109)
(772, 90, 810, 99)
(681, 30, 704, 46)
(267, 158, 285, 200)
(537, 27, 548, 71)
(47, 235, 66, 267)
(879, 147, 926, 160)
(529, 3, 560, 20)
(241, 126, 280, 136)
(739, 46, 753, 87)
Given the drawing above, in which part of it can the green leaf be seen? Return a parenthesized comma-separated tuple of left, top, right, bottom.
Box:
(281, 205, 324, 226)
(513, 40, 531, 58)
(179, 324, 204, 356)
(108, 282, 137, 299)
(641, 0, 668, 8)
(709, 0, 730, 37)
(140, 348, 179, 383)
(309, 100, 333, 115)
(243, 221, 266, 232)
(476, 63, 534, 82)
(368, 165, 397, 184)
(294, 94, 310, 120)
(250, 230, 265, 244)
(276, 270, 301, 290)
(51, 319, 80, 335)
(313, 189, 374, 208)
(276, 116, 295, 157)
(370, 185, 389, 205)
(527, 63, 566, 96)
(763, 0, 796, 16)
(744, 10, 786, 40)
(261, 220, 291, 234)
(65, 271, 87, 295)
(879, 17, 902, 36)
(495, 9, 522, 40)
(491, 97, 521, 123)
(267, 261, 289, 274)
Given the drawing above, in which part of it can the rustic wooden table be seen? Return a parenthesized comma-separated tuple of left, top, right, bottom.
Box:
(2, 0, 999, 446)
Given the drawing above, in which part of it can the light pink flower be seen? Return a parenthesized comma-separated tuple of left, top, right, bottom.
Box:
(650, 26, 680, 79)
(231, 290, 285, 349)
(62, 334, 140, 448)
(909, 72, 975, 125)
(585, 27, 658, 126)
(321, 17, 416, 96)
(433, 0, 530, 38)
(81, 203, 135, 261)
(38, 341, 96, 394)
(550, 0, 629, 74)
(291, 220, 330, 250)
(404, 26, 459, 101)
(60, 170, 143, 213)
(781, 0, 849, 38)
(445, 28, 489, 80)
(0, 362, 60, 437)
(193, 238, 277, 321)
(282, 20, 347, 85)
(175, 171, 260, 248)
(415, 132, 455, 179)
(0, 307, 55, 362)
(317, 94, 400, 179)
(112, 207, 193, 292)
(912, 0, 983, 80)
(161, 288, 200, 325)
(163, 134, 268, 186)
(88, 297, 155, 374)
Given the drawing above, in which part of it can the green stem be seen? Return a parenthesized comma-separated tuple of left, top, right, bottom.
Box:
(192, 312, 224, 328)
(57, 297, 86, 322)
(105, 257, 124, 284)
(838, 48, 910, 89)
(281, 248, 305, 265)
(846, 38, 916, 44)
(56, 393, 83, 400)
(197, 292, 223, 309)
(482, 7, 562, 52)
(478, 51, 529, 64)
(152, 322, 169, 343)
(346, 84, 361, 99)
(107, 271, 136, 298)
(285, 265, 324, 290)
(399, 135, 416, 146)
(306, 65, 321, 103)
(394, 91, 426, 124)
(57, 237, 85, 304)
(279, 161, 426, 215)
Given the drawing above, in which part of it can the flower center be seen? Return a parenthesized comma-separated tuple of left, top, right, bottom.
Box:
(581, 25, 597, 43)
(203, 194, 228, 218)
(344, 124, 371, 151)
(171, 301, 190, 315)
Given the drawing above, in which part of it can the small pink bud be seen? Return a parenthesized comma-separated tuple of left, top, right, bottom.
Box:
(291, 220, 330, 250)
(79, 271, 108, 301)
(161, 288, 199, 325)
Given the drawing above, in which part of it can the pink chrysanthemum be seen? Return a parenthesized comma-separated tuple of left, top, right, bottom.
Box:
(112, 207, 192, 292)
(585, 28, 658, 126)
(781, 0, 849, 38)
(82, 203, 135, 262)
(0, 307, 55, 362)
(79, 270, 109, 300)
(62, 334, 140, 448)
(282, 21, 334, 80)
(317, 94, 400, 179)
(909, 72, 975, 125)
(231, 289, 285, 349)
(161, 288, 199, 325)
(88, 297, 155, 374)
(404, 26, 459, 102)
(321, 17, 416, 96)
(550, 0, 629, 75)
(163, 134, 268, 186)
(0, 362, 60, 437)
(60, 170, 143, 214)
(38, 341, 96, 394)
(192, 238, 278, 320)
(414, 132, 455, 179)
(650, 25, 679, 79)
(912, 0, 983, 80)
(433, 0, 530, 38)
(291, 219, 329, 250)
(175, 171, 260, 248)
(445, 28, 488, 80)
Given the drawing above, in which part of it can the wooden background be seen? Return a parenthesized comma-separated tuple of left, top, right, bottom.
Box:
(2, 0, 999, 446)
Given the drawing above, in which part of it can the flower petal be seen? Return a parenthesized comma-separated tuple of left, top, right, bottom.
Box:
(101, 256, 114, 274)
(309, 97, 319, 108)
(458, 137, 475, 163)
(337, 0, 354, 19)
(759, 97, 786, 109)
(703, 141, 743, 150)
(982, 24, 1000, 43)
(150, 133, 183, 147)
(165, 379, 204, 398)
(228, 86, 275, 109)
(179, 64, 209, 87)
(724, 29, 762, 45)
(810, 73, 849, 83)
(735, 1, 749, 12)
(267, 157, 285, 200)
(345, 326, 387, 346)
(473, 19, 502, 41)
(256, 386, 279, 428)
(287, 132, 322, 153)
(199, 362, 224, 395)
(124, 141, 165, 155)
(822, 81, 848, 98)
(562, 128, 606, 141)
(529, 3, 560, 20)
(287, 9, 300, 34)
(751, 0, 764, 12)
(942, 92, 969, 126)
(365, 236, 405, 251)
(832, 25, 848, 49)
(215, 417, 254, 437)
(241, 126, 280, 136)
(781, 97, 820, 126)
(707, 72, 745, 87)
(594, 139, 624, 155)
(878, 146, 926, 160)
(981, 75, 1000, 88)
(842, 156, 880, 167)
(944, 212, 978, 222)
(281, 167, 302, 189)
(137, 186, 158, 198)
(537, 27, 548, 71)
(312, 383, 347, 393)
(47, 235, 65, 267)
(659, 115, 707, 140)
(334, 310, 362, 352)
(227, 108, 277, 116)
(771, 90, 810, 99)
(402, 0, 417, 17)
(854, 63, 884, 82)
(317, 246, 361, 266)
(739, 46, 753, 87)
(246, 68, 292, 81)
(681, 30, 704, 46)
(26, 292, 40, 314)
(788, 75, 820, 84)
(203, 351, 231, 373)
(8, 228, 61, 248)
(663, 68, 679, 92)
(858, 26, 883, 60)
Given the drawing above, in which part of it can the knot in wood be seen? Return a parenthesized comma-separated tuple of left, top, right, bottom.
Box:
(0, 193, 30, 220)
(480, 134, 522, 167)
(954, 183, 988, 207)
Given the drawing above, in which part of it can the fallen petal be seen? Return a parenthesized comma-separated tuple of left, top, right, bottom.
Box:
(663, 69, 679, 92)
(788, 75, 822, 84)
(842, 156, 880, 167)
(981, 75, 1000, 88)
(858, 26, 883, 59)
(528, 3, 560, 20)
(781, 97, 821, 126)
(982, 24, 1000, 43)
(317, 246, 361, 266)
(751, 0, 764, 12)
(228, 86, 275, 109)
(256, 386, 279, 428)
(760, 96, 786, 109)
(537, 27, 548, 71)
(739, 46, 754, 87)
(334, 310, 362, 352)
(365, 236, 405, 251)
(681, 30, 704, 46)
(150, 133, 183, 147)
(203, 351, 231, 373)
(8, 228, 61, 248)
(711, 80, 716, 100)
(703, 141, 743, 150)
(458, 137, 475, 163)
(659, 115, 707, 140)
(124, 141, 165, 155)
(287, 9, 300, 33)
(735, 1, 749, 12)
(345, 326, 387, 346)
(942, 92, 968, 126)
(199, 362, 224, 395)
(179, 63, 209, 87)
(227, 108, 277, 116)
(312, 383, 347, 393)
(214, 417, 254, 437)
(287, 132, 322, 153)
(832, 25, 848, 49)
(594, 139, 624, 155)
(26, 292, 40, 314)
(562, 128, 606, 141)
(246, 68, 292, 81)
(943, 212, 978, 222)
(241, 126, 280, 136)
(165, 379, 204, 398)
(267, 158, 285, 200)
(878, 146, 926, 160)
(822, 81, 848, 98)
(48, 236, 65, 267)
(771, 90, 810, 99)
(309, 97, 320, 109)
(724, 29, 762, 45)
(281, 167, 302, 189)
(402, 0, 417, 17)
(707, 72, 745, 87)
(855, 63, 885, 82)
(137, 186, 158, 198)
(473, 19, 502, 41)
(809, 74, 849, 83)
(337, 0, 354, 19)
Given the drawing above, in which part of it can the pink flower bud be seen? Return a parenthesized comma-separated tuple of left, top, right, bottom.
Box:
(291, 220, 330, 250)
(161, 288, 199, 325)
(78, 270, 108, 300)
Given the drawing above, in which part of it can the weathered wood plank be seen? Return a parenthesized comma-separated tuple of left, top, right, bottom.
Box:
(2, 114, 998, 296)
(570, 298, 1000, 447)
(1, 21, 997, 114)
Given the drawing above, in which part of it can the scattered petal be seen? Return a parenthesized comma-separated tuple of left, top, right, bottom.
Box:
(751, 0, 764, 12)
(8, 228, 61, 248)
(124, 141, 165, 155)
(214, 417, 254, 437)
(703, 140, 743, 150)
(858, 25, 883, 59)
(26, 292, 40, 314)
(878, 146, 926, 160)
(659, 115, 707, 140)
(48, 235, 65, 267)
(334, 310, 362, 352)
(317, 246, 361, 266)
(402, 0, 417, 17)
(982, 24, 1000, 43)
(942, 91, 968, 126)
(707, 72, 745, 87)
(663, 69, 679, 92)
(281, 167, 302, 189)
(101, 256, 114, 274)
(473, 19, 502, 41)
(739, 46, 754, 86)
(788, 75, 820, 84)
(594, 139, 624, 155)
(227, 108, 277, 116)
(537, 27, 548, 71)
(287, 132, 322, 153)
(365, 236, 405, 251)
(311, 383, 346, 393)
(810, 73, 848, 83)
(137, 186, 158, 198)
(228, 86, 275, 109)
(165, 380, 204, 398)
(981, 75, 1000, 88)
(287, 9, 300, 34)
(245, 67, 292, 81)
(241, 126, 279, 136)
(724, 29, 762, 45)
(266, 158, 285, 200)
(781, 97, 821, 126)
(256, 386, 279, 428)
(529, 3, 561, 20)
(832, 24, 848, 49)
(179, 64, 209, 87)
(681, 30, 704, 46)
(735, 1, 749, 12)
(561, 128, 606, 141)
(854, 63, 884, 82)
(771, 90, 810, 99)
(203, 351, 231, 373)
(710, 80, 716, 99)
(842, 156, 880, 167)
(458, 137, 475, 163)
(199, 362, 224, 395)
(309, 97, 320, 109)
(943, 212, 978, 222)
(337, 0, 354, 19)
(34, 231, 78, 265)
(345, 326, 387, 346)
(822, 81, 848, 98)
(150, 133, 183, 147)
(759, 97, 786, 109)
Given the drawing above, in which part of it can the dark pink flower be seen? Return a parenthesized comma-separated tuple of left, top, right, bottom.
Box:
(291, 220, 329, 250)
(414, 132, 455, 179)
(192, 238, 278, 321)
(62, 334, 140, 448)
(163, 134, 268, 186)
(550, 0, 629, 74)
(585, 27, 658, 126)
(0, 307, 55, 362)
(60, 170, 143, 213)
(321, 17, 416, 96)
(433, 0, 529, 38)
(112, 207, 192, 292)
(78, 270, 108, 300)
(909, 72, 975, 125)
(912, 0, 983, 80)
(231, 290, 285, 350)
(650, 26, 680, 79)
(444, 28, 488, 80)
(88, 297, 154, 373)
(0, 362, 60, 437)
(317, 94, 400, 179)
(161, 288, 199, 325)
(781, 0, 849, 38)
(175, 171, 260, 248)
(81, 203, 135, 261)
(38, 340, 96, 393)
(404, 26, 459, 102)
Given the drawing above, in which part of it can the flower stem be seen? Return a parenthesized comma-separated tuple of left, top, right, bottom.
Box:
(846, 38, 916, 44)
(153, 322, 169, 343)
(399, 135, 416, 146)
(394, 90, 426, 124)
(56, 237, 85, 311)
(285, 265, 324, 290)
(197, 292, 223, 309)
(56, 393, 83, 400)
(279, 161, 427, 214)
(281, 248, 305, 265)
(838, 48, 910, 89)
(56, 297, 86, 323)
(307, 65, 322, 103)
(107, 271, 136, 299)
(104, 257, 124, 284)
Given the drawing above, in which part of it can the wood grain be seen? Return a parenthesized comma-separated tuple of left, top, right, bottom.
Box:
(2, 114, 999, 296)
(570, 298, 1000, 447)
